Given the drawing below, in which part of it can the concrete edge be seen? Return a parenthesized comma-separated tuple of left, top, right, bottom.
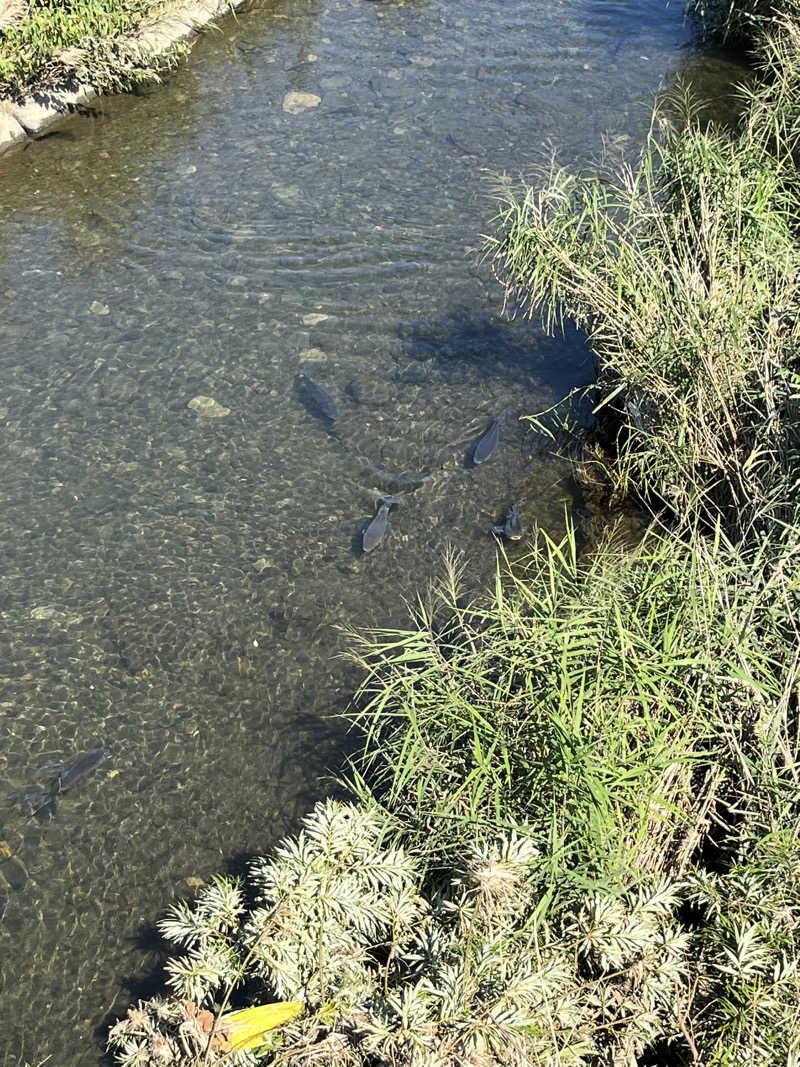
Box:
(0, 0, 247, 157)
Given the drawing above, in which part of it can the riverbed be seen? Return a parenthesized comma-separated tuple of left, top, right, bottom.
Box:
(0, 0, 745, 1062)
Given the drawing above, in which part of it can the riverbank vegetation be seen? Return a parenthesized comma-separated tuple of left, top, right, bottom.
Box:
(107, 2, 800, 1065)
(0, 0, 182, 95)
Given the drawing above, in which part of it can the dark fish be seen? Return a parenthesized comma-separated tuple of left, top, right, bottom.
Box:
(8, 747, 110, 817)
(363, 465, 434, 490)
(52, 747, 110, 795)
(299, 374, 338, 422)
(362, 496, 399, 554)
(492, 502, 527, 542)
(472, 410, 510, 465)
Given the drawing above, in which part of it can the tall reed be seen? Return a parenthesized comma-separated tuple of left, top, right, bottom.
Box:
(486, 90, 800, 532)
(347, 518, 800, 907)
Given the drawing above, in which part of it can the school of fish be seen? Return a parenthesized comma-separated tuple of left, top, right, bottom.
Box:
(298, 374, 526, 555)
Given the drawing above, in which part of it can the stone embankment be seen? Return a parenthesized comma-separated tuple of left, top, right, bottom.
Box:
(0, 0, 247, 156)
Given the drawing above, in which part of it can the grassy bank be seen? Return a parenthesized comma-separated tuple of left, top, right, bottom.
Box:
(106, 4, 800, 1066)
(0, 0, 183, 96)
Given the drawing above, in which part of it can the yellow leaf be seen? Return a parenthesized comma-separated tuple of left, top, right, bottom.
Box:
(220, 1002, 303, 1050)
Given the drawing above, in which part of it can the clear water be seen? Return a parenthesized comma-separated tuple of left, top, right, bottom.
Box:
(0, 1, 747, 1062)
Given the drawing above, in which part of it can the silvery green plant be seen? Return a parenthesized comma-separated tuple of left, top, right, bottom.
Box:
(685, 826, 800, 1065)
(108, 800, 693, 1066)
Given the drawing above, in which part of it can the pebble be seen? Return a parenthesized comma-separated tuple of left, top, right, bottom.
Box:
(282, 91, 322, 115)
(187, 396, 231, 418)
(272, 184, 302, 203)
(89, 301, 110, 316)
(106, 374, 139, 402)
(299, 347, 328, 364)
(30, 606, 61, 621)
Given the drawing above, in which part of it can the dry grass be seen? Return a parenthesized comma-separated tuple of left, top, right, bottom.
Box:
(0, 0, 27, 32)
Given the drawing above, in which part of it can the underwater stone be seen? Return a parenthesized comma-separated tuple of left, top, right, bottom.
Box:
(7, 82, 93, 136)
(282, 91, 322, 114)
(272, 184, 302, 203)
(300, 347, 328, 364)
(104, 374, 139, 403)
(30, 606, 61, 621)
(188, 396, 231, 418)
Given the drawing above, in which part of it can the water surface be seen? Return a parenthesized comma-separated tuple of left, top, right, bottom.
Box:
(0, 0, 746, 1062)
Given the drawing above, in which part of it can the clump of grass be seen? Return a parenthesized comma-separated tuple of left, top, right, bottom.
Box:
(686, 825, 800, 1062)
(486, 91, 800, 532)
(0, 0, 184, 95)
(346, 520, 800, 904)
(744, 1, 800, 155)
(687, 0, 776, 42)
(0, 0, 28, 33)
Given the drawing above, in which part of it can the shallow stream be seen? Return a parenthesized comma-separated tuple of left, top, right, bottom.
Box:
(0, 0, 746, 1062)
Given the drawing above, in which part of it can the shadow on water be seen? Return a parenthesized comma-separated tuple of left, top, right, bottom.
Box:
(394, 308, 595, 392)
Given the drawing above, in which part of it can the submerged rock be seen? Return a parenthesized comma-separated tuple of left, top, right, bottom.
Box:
(188, 396, 231, 418)
(300, 347, 328, 364)
(30, 605, 60, 621)
(282, 91, 322, 114)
